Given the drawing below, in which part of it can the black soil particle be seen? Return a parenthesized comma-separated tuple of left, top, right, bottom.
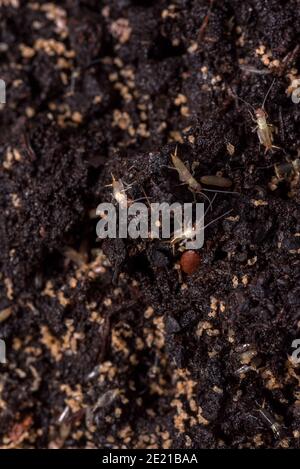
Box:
(0, 0, 300, 449)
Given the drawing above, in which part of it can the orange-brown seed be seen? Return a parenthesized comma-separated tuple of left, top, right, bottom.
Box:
(180, 250, 201, 274)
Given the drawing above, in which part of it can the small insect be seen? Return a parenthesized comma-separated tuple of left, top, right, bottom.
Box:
(170, 147, 234, 198)
(105, 174, 133, 209)
(170, 193, 216, 248)
(170, 203, 232, 249)
(276, 158, 300, 180)
(256, 404, 281, 439)
(180, 250, 201, 274)
(233, 79, 280, 154)
(269, 158, 300, 195)
(106, 174, 151, 210)
(171, 147, 202, 192)
(111, 174, 130, 208)
(254, 107, 278, 154)
(92, 389, 119, 412)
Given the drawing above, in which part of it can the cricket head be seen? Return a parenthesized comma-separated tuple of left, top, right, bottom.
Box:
(255, 108, 267, 119)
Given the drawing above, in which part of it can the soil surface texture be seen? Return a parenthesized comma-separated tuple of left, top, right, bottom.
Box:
(0, 0, 300, 449)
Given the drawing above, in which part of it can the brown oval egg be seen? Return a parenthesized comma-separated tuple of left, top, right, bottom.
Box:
(180, 250, 201, 274)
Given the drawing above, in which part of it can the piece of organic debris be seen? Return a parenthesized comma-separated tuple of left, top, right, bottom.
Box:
(0, 306, 12, 323)
(200, 175, 232, 188)
(239, 64, 271, 75)
(8, 415, 33, 445)
(226, 142, 235, 156)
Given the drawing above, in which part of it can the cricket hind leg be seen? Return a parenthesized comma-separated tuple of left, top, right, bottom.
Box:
(264, 144, 281, 155)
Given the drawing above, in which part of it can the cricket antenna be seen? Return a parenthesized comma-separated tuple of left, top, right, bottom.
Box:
(202, 188, 239, 195)
(229, 85, 256, 113)
(262, 78, 276, 109)
(199, 209, 233, 231)
(236, 95, 256, 113)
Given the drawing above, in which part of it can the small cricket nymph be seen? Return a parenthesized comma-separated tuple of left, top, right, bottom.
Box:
(233, 79, 279, 154)
(108, 174, 132, 209)
(170, 197, 232, 250)
(170, 147, 234, 200)
(171, 147, 202, 193)
(254, 107, 277, 154)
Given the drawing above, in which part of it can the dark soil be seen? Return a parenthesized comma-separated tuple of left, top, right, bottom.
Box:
(0, 0, 300, 449)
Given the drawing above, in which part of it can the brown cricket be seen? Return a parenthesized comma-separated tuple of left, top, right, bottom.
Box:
(108, 174, 132, 209)
(253, 107, 278, 154)
(171, 147, 202, 192)
(233, 79, 280, 153)
(170, 147, 233, 195)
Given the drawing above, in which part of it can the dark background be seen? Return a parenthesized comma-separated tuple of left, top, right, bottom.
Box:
(0, 0, 299, 449)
